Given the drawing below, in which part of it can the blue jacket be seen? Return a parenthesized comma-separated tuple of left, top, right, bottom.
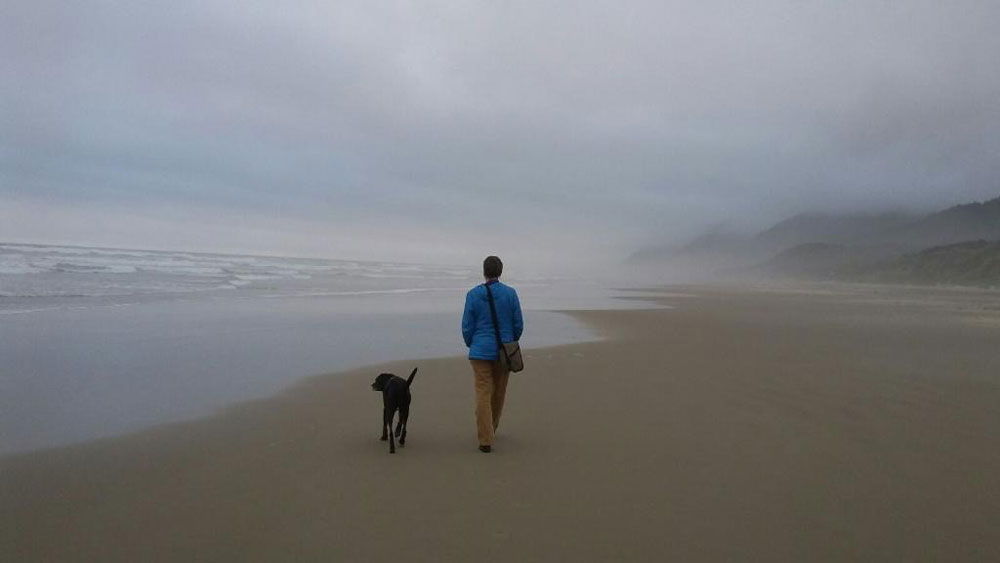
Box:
(462, 280, 524, 361)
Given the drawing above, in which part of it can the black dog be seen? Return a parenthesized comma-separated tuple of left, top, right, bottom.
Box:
(371, 367, 417, 453)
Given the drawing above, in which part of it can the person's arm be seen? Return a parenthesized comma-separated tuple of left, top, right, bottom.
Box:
(462, 290, 475, 347)
(511, 290, 524, 341)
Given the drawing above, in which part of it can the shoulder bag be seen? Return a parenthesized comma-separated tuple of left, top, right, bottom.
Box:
(484, 283, 524, 373)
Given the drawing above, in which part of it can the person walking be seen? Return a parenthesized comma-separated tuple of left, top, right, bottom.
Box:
(462, 256, 523, 453)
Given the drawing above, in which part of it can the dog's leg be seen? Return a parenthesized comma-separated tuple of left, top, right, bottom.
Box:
(398, 405, 409, 446)
(387, 408, 396, 454)
(380, 407, 388, 441)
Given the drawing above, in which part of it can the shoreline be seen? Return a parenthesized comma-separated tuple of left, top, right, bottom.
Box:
(0, 300, 602, 456)
(5, 284, 1000, 561)
(1, 296, 620, 460)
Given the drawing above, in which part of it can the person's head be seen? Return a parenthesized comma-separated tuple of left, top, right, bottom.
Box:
(483, 256, 503, 280)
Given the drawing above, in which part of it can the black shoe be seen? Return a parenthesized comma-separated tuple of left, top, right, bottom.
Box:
(478, 445, 492, 453)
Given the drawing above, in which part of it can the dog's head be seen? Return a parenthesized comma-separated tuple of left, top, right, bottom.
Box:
(371, 373, 394, 392)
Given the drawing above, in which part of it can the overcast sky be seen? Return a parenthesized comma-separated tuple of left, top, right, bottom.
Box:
(3, 1, 999, 272)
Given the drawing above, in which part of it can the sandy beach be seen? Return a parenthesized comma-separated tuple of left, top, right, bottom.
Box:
(4, 284, 1000, 562)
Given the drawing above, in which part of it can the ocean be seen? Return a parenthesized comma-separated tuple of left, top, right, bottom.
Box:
(1, 243, 641, 454)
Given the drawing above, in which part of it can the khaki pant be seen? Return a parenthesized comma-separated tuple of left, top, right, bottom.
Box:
(470, 359, 510, 447)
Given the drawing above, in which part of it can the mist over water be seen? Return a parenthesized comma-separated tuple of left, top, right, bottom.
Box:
(0, 242, 479, 302)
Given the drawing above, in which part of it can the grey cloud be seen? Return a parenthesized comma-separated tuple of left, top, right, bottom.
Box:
(3, 1, 999, 271)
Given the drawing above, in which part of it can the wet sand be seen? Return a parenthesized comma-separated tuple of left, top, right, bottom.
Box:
(4, 285, 1000, 561)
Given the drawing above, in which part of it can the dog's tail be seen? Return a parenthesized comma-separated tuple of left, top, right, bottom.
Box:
(406, 367, 418, 386)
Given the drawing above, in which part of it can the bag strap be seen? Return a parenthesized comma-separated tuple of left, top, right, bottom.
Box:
(484, 282, 505, 353)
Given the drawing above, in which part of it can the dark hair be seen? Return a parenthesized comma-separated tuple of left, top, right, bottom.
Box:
(483, 256, 503, 279)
